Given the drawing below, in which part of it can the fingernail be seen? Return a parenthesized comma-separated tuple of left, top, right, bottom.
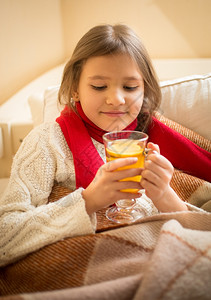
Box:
(131, 157, 138, 161)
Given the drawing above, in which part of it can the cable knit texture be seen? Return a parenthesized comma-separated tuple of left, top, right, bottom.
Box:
(0, 122, 158, 267)
(0, 123, 95, 266)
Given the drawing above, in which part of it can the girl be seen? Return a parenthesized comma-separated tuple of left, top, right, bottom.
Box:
(0, 24, 210, 267)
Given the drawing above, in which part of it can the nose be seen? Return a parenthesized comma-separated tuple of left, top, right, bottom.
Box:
(106, 89, 125, 106)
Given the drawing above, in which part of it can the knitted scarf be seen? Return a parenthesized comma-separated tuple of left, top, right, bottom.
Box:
(56, 104, 211, 189)
(56, 103, 137, 188)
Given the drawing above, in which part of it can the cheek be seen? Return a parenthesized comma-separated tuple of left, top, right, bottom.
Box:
(80, 101, 100, 122)
(129, 95, 144, 116)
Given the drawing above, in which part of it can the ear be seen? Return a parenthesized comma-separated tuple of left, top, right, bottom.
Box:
(72, 91, 80, 102)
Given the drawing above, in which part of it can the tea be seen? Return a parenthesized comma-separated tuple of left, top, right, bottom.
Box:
(105, 139, 145, 193)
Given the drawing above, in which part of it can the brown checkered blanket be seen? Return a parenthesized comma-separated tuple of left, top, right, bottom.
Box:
(0, 114, 211, 300)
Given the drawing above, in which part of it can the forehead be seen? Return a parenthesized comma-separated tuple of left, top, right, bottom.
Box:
(81, 53, 142, 78)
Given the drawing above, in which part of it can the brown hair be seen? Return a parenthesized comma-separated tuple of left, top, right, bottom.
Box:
(58, 24, 161, 131)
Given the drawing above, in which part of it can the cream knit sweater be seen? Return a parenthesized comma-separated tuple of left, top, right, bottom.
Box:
(0, 122, 201, 267)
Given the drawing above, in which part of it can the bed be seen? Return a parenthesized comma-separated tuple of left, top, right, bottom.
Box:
(0, 59, 211, 299)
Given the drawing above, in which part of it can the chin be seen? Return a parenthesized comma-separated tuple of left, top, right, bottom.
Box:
(103, 123, 126, 132)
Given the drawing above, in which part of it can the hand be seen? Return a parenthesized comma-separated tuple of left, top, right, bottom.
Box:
(141, 142, 188, 212)
(141, 142, 173, 201)
(83, 157, 142, 215)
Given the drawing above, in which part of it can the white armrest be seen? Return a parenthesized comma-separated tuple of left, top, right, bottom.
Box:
(0, 121, 33, 178)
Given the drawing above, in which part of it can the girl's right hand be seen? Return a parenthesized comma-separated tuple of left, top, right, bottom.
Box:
(82, 157, 142, 215)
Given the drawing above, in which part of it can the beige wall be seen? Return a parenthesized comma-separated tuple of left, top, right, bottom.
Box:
(0, 0, 65, 105)
(1, 0, 211, 105)
(62, 0, 211, 60)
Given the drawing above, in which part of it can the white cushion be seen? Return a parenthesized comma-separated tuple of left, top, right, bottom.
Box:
(160, 73, 211, 140)
(43, 85, 62, 122)
(28, 93, 44, 127)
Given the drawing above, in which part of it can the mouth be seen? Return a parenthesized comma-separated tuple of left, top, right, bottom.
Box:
(101, 111, 127, 117)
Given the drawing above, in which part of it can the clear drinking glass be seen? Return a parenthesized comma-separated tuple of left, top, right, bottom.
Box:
(103, 131, 148, 224)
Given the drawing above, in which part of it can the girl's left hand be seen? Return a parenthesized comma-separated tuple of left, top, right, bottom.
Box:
(141, 142, 188, 212)
(141, 142, 174, 206)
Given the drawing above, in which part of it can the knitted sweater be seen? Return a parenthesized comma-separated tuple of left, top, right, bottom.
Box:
(0, 122, 162, 267)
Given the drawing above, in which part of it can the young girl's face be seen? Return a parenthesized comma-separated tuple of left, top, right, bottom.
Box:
(77, 53, 144, 131)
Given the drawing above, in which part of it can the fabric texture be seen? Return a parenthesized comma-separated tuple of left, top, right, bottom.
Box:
(56, 104, 104, 189)
(0, 123, 98, 267)
(56, 103, 211, 187)
(0, 122, 157, 268)
(149, 113, 211, 183)
(0, 201, 210, 299)
(160, 73, 211, 140)
(0, 114, 211, 299)
(56, 103, 137, 188)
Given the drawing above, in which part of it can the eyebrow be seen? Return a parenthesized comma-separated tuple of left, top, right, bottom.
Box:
(88, 76, 109, 80)
(123, 76, 142, 81)
(88, 75, 142, 81)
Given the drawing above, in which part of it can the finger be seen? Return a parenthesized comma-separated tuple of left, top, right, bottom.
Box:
(141, 178, 161, 199)
(146, 153, 173, 171)
(103, 157, 138, 172)
(115, 180, 142, 191)
(143, 161, 173, 187)
(141, 168, 161, 186)
(111, 167, 143, 181)
(145, 159, 169, 178)
(142, 161, 173, 193)
(102, 188, 142, 206)
(147, 142, 160, 154)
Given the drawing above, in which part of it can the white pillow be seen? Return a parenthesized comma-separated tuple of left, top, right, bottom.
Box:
(160, 73, 211, 140)
(28, 92, 44, 127)
(43, 85, 61, 122)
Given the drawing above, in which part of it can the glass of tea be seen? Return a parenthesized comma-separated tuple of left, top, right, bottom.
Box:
(103, 130, 148, 224)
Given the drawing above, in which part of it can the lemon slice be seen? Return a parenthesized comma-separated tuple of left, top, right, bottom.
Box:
(106, 139, 142, 158)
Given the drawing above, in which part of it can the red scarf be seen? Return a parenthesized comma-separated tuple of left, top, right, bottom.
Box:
(56, 103, 137, 188)
(56, 104, 211, 188)
(75, 102, 137, 143)
(148, 119, 211, 183)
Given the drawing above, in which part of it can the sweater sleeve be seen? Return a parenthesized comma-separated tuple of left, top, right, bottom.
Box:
(148, 118, 211, 183)
(0, 124, 96, 267)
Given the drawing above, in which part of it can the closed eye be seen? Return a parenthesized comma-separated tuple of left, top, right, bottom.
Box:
(123, 86, 138, 91)
(91, 85, 107, 91)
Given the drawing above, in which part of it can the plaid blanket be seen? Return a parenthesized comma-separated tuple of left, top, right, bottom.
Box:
(0, 114, 211, 299)
(0, 209, 210, 300)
